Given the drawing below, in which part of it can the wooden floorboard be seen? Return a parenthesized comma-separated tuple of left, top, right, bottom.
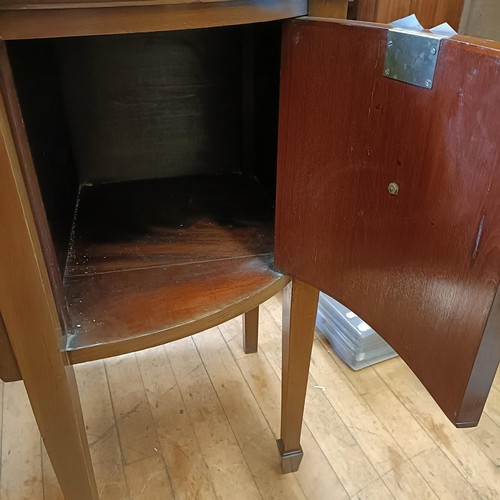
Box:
(1, 379, 43, 500)
(1, 291, 499, 499)
(41, 443, 64, 500)
(75, 360, 129, 499)
(193, 328, 305, 499)
(136, 345, 217, 500)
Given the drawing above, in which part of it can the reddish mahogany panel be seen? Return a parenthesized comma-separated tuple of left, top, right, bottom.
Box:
(63, 174, 286, 363)
(276, 18, 500, 426)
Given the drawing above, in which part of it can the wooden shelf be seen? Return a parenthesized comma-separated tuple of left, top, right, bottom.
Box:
(0, 0, 308, 40)
(64, 174, 288, 364)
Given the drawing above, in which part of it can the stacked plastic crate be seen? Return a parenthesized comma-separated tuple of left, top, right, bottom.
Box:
(316, 293, 397, 370)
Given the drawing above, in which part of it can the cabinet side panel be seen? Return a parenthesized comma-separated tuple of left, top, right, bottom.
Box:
(276, 19, 500, 425)
(7, 40, 79, 275)
(0, 42, 71, 333)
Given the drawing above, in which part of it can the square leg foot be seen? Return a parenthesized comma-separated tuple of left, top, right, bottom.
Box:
(243, 346, 258, 354)
(276, 439, 303, 473)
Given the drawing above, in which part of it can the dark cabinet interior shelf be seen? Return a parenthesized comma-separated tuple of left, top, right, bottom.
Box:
(64, 174, 286, 364)
(5, 22, 286, 364)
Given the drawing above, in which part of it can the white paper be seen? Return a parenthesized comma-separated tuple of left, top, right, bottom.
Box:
(430, 22, 458, 36)
(390, 14, 424, 31)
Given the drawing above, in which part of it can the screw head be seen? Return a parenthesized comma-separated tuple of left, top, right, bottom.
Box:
(384, 68, 390, 76)
(430, 46, 437, 55)
(388, 182, 399, 196)
(425, 79, 432, 88)
(388, 40, 393, 48)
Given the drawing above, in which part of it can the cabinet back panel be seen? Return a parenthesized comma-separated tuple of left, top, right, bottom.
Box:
(53, 28, 243, 184)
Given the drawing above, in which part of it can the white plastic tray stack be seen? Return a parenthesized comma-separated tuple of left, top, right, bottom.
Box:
(316, 292, 397, 370)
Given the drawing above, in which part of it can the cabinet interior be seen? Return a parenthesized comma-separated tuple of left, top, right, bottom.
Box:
(7, 22, 284, 362)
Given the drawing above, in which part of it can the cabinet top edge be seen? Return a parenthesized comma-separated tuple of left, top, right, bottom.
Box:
(1, 0, 230, 10)
(0, 0, 308, 40)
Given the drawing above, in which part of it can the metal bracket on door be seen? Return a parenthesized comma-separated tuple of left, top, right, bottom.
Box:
(383, 28, 450, 89)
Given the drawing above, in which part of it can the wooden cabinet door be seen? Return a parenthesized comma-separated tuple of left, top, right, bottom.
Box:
(275, 18, 500, 427)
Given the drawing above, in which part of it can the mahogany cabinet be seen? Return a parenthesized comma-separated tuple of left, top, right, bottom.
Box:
(0, 1, 499, 498)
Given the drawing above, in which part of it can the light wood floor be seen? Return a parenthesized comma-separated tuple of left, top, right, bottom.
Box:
(1, 292, 499, 499)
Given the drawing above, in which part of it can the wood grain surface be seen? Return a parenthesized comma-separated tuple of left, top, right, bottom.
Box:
(4, 294, 500, 499)
(66, 175, 275, 275)
(276, 18, 500, 426)
(356, 0, 464, 30)
(64, 175, 288, 363)
(412, 0, 464, 31)
(0, 0, 229, 9)
(0, 0, 308, 40)
(308, 0, 348, 18)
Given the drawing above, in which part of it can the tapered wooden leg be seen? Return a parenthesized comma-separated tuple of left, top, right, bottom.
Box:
(243, 306, 259, 354)
(277, 279, 319, 473)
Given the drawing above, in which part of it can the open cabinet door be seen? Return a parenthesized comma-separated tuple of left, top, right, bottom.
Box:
(276, 18, 500, 427)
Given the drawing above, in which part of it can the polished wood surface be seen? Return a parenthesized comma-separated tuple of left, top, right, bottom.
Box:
(66, 176, 275, 275)
(276, 18, 500, 426)
(2, 3, 497, 497)
(67, 255, 288, 364)
(0, 87, 98, 498)
(64, 175, 288, 363)
(357, 0, 464, 30)
(4, 294, 499, 499)
(0, 0, 308, 40)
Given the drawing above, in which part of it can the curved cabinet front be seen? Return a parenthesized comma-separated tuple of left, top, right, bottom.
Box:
(0, 0, 308, 40)
(276, 18, 500, 427)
